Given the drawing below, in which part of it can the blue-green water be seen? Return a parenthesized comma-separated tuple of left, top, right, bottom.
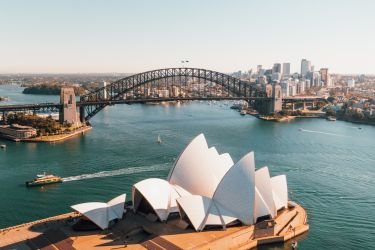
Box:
(0, 85, 375, 249)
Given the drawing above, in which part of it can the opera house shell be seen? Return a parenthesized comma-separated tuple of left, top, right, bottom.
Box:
(132, 134, 289, 231)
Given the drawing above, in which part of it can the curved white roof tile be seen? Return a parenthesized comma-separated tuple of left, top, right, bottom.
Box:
(219, 153, 234, 170)
(71, 194, 126, 230)
(168, 134, 233, 197)
(168, 135, 232, 198)
(254, 167, 277, 220)
(176, 195, 211, 231)
(167, 133, 208, 181)
(212, 151, 256, 225)
(177, 152, 256, 231)
(107, 194, 126, 220)
(271, 175, 288, 210)
(133, 178, 181, 221)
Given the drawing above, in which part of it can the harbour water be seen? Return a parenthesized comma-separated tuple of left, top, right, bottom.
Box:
(0, 85, 375, 249)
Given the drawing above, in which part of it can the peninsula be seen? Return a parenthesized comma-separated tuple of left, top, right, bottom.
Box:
(0, 134, 309, 250)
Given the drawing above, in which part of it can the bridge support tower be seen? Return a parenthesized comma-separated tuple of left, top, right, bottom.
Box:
(254, 83, 282, 115)
(59, 87, 80, 126)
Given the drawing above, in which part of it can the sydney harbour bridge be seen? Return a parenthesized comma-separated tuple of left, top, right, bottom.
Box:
(0, 68, 324, 124)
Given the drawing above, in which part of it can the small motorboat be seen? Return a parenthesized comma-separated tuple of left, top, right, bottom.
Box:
(240, 110, 247, 116)
(26, 172, 62, 187)
(157, 134, 162, 144)
(0, 144, 6, 149)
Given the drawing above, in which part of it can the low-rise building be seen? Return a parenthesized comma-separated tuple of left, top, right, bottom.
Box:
(0, 124, 37, 139)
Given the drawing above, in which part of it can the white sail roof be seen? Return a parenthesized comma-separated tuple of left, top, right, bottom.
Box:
(167, 133, 208, 181)
(254, 167, 277, 220)
(71, 194, 126, 230)
(271, 175, 288, 210)
(168, 134, 233, 198)
(176, 152, 256, 231)
(132, 178, 186, 221)
(211, 151, 256, 225)
(219, 153, 234, 170)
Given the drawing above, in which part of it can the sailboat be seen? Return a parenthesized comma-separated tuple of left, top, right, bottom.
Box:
(157, 134, 162, 144)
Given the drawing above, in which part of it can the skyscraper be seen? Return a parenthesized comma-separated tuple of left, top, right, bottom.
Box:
(300, 59, 311, 78)
(272, 63, 282, 74)
(319, 68, 329, 86)
(282, 63, 290, 77)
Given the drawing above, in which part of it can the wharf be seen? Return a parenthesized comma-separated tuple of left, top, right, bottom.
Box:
(0, 204, 309, 250)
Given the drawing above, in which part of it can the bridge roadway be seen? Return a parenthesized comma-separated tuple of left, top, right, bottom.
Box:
(0, 96, 326, 113)
(0, 96, 272, 113)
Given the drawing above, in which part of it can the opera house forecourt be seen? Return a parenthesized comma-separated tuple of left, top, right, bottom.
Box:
(0, 134, 309, 250)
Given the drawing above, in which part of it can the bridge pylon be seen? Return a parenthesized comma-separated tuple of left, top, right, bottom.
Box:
(59, 87, 80, 126)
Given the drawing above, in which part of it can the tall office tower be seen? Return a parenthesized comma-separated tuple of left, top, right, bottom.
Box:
(300, 59, 311, 78)
(257, 65, 262, 74)
(319, 68, 329, 86)
(272, 63, 282, 74)
(282, 63, 291, 77)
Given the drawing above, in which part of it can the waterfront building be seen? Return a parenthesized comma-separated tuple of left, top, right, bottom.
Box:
(297, 80, 305, 94)
(0, 124, 37, 139)
(301, 59, 311, 77)
(282, 63, 290, 77)
(306, 71, 322, 87)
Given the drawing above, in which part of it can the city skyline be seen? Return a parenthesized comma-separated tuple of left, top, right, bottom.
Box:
(1, 0, 374, 74)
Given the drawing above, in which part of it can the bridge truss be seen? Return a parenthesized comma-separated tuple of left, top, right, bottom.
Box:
(79, 68, 264, 121)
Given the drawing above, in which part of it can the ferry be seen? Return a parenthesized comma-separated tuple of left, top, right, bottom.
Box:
(26, 173, 62, 187)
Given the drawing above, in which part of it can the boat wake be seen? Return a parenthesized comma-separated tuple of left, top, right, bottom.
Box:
(299, 128, 348, 137)
(62, 163, 170, 182)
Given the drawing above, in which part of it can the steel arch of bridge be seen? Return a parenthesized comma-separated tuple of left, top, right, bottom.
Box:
(80, 68, 262, 121)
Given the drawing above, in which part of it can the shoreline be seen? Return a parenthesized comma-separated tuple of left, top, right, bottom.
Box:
(0, 125, 92, 143)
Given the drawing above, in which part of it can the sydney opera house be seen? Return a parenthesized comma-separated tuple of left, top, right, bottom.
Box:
(0, 134, 309, 250)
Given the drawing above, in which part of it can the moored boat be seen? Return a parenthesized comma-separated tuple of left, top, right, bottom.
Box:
(26, 173, 62, 187)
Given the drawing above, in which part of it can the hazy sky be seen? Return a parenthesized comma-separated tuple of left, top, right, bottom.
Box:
(1, 0, 374, 74)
